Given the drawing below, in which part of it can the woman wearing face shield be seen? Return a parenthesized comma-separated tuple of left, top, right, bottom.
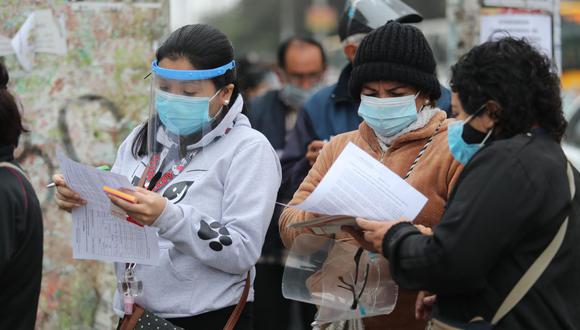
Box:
(53, 24, 281, 329)
(279, 21, 463, 330)
(347, 38, 580, 329)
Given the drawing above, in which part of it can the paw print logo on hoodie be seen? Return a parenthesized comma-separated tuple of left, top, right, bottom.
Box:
(197, 219, 233, 251)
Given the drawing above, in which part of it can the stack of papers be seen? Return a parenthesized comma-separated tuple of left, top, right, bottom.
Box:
(57, 151, 159, 265)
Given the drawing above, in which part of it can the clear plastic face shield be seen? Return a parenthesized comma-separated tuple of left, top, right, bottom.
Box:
(342, 0, 423, 38)
(282, 234, 398, 323)
(144, 60, 235, 189)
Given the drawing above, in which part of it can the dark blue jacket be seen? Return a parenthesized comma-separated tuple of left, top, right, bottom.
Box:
(247, 90, 292, 258)
(279, 64, 452, 200)
(247, 89, 289, 152)
(279, 64, 360, 200)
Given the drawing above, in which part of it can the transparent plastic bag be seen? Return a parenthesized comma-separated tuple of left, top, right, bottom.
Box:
(283, 234, 398, 323)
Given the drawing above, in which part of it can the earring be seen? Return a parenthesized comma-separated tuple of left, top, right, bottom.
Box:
(224, 100, 230, 106)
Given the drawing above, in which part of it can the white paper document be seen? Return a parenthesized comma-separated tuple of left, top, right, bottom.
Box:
(57, 151, 160, 265)
(30, 10, 67, 56)
(72, 208, 160, 265)
(11, 10, 67, 70)
(293, 142, 427, 221)
(57, 150, 132, 208)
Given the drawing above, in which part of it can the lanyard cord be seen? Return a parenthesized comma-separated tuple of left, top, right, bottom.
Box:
(403, 120, 444, 180)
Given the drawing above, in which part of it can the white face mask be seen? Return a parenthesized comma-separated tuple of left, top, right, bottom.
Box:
(357, 93, 419, 137)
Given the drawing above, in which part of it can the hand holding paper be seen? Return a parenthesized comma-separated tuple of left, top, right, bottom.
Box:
(57, 151, 159, 265)
(107, 187, 167, 226)
(287, 143, 428, 233)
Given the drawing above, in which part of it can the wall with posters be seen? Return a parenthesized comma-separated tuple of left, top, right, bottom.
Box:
(0, 1, 168, 328)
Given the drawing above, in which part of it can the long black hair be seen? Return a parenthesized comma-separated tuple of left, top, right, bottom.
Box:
(450, 37, 566, 142)
(0, 61, 28, 148)
(132, 24, 240, 157)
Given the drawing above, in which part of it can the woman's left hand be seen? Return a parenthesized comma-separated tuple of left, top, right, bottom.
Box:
(107, 187, 167, 226)
(342, 218, 401, 254)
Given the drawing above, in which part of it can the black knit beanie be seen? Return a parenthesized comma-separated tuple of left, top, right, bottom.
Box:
(349, 21, 441, 101)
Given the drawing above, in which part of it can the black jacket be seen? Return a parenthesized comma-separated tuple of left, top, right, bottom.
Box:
(0, 145, 43, 330)
(383, 131, 580, 329)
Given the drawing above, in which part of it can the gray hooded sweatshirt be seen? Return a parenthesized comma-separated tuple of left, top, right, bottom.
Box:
(110, 96, 281, 318)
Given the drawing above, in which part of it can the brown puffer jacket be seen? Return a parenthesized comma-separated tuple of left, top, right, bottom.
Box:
(279, 110, 463, 330)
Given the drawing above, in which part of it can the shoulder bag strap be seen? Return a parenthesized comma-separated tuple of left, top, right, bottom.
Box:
(491, 162, 575, 325)
(0, 161, 29, 179)
(223, 271, 251, 330)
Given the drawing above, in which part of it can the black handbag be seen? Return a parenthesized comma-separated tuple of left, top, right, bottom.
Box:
(117, 272, 250, 330)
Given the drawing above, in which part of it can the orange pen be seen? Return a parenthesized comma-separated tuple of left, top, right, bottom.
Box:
(103, 186, 138, 203)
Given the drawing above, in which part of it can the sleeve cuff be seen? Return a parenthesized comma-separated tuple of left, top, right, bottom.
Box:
(382, 222, 418, 259)
(152, 199, 183, 235)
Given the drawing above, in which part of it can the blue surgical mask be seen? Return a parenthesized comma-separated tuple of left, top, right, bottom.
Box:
(358, 94, 419, 137)
(155, 89, 220, 136)
(448, 114, 493, 165)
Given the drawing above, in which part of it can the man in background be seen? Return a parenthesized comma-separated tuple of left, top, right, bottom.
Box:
(249, 36, 327, 330)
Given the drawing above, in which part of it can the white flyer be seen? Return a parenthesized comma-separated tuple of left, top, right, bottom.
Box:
(11, 10, 67, 70)
(292, 142, 427, 222)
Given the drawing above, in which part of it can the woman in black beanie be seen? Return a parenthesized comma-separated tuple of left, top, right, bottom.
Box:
(280, 21, 463, 330)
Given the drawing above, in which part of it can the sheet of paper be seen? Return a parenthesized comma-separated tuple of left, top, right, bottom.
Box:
(72, 207, 160, 265)
(11, 12, 35, 71)
(0, 35, 14, 56)
(57, 150, 160, 265)
(31, 10, 67, 55)
(293, 142, 427, 221)
(11, 10, 67, 70)
(57, 150, 132, 208)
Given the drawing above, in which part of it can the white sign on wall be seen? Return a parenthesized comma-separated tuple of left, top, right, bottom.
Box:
(480, 13, 553, 59)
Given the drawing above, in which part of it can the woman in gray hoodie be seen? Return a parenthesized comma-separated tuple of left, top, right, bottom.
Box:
(54, 24, 281, 330)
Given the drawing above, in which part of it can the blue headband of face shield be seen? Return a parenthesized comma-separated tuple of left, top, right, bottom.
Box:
(151, 60, 236, 80)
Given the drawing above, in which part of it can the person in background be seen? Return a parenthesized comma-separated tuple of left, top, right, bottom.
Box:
(248, 36, 326, 330)
(0, 61, 43, 330)
(347, 37, 580, 330)
(280, 0, 453, 203)
(249, 36, 327, 156)
(279, 21, 462, 330)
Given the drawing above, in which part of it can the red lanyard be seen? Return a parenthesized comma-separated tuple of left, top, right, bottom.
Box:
(144, 151, 194, 192)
